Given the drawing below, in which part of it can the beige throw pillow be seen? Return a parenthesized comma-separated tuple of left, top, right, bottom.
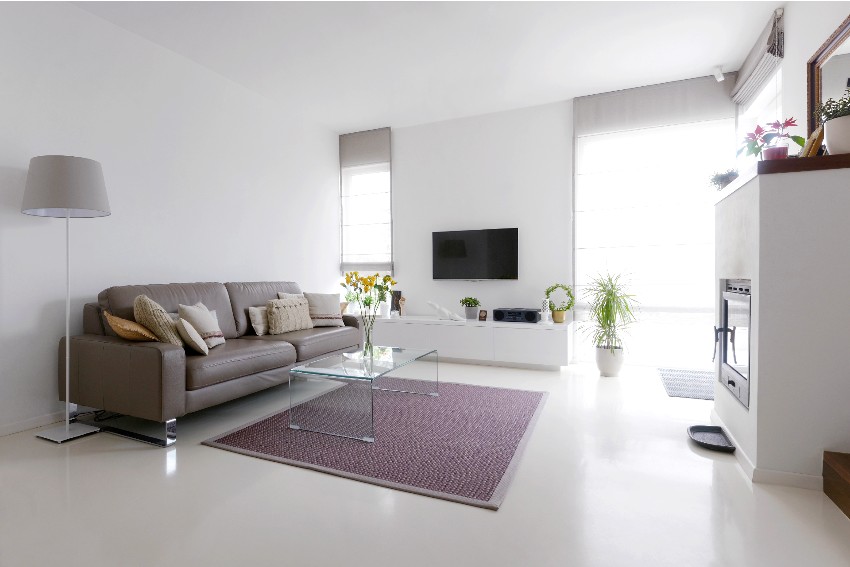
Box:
(303, 292, 345, 327)
(277, 292, 304, 300)
(267, 298, 313, 334)
(248, 306, 269, 336)
(133, 295, 184, 347)
(104, 311, 158, 341)
(178, 303, 225, 348)
(176, 318, 209, 355)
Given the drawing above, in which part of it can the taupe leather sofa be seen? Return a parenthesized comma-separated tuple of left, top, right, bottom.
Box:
(61, 281, 361, 446)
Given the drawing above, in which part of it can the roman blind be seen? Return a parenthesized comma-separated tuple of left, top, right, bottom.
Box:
(730, 8, 784, 107)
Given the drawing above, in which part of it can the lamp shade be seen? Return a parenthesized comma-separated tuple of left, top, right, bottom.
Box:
(21, 155, 110, 218)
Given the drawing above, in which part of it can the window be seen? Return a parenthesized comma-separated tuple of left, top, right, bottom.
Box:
(339, 127, 393, 274)
(340, 162, 392, 272)
(574, 118, 736, 367)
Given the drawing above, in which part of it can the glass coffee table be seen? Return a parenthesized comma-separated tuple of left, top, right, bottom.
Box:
(288, 346, 438, 442)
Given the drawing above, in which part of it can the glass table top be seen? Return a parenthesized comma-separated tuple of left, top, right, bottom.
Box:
(290, 346, 437, 381)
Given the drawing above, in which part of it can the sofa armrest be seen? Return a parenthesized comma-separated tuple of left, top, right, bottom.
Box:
(343, 314, 360, 329)
(60, 334, 187, 422)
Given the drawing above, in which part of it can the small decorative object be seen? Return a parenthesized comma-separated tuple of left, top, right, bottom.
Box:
(545, 283, 575, 324)
(460, 297, 481, 320)
(391, 290, 403, 312)
(427, 301, 464, 321)
(398, 296, 406, 316)
(540, 296, 552, 324)
(582, 273, 638, 377)
(478, 310, 488, 321)
(801, 125, 825, 158)
(341, 272, 397, 355)
(709, 169, 739, 191)
(737, 117, 806, 161)
(815, 88, 850, 155)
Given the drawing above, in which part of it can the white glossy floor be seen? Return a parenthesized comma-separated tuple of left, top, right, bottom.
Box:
(2, 363, 850, 566)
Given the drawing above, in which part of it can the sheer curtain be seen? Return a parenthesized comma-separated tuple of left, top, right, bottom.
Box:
(573, 77, 736, 368)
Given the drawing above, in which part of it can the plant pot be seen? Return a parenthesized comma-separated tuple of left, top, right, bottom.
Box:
(824, 115, 850, 155)
(595, 346, 624, 377)
(551, 310, 566, 323)
(762, 145, 788, 160)
(464, 306, 479, 320)
(379, 302, 390, 319)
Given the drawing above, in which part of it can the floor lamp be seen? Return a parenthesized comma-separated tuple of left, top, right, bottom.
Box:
(22, 155, 111, 443)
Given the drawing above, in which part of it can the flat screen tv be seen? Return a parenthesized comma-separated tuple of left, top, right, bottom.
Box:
(432, 228, 518, 280)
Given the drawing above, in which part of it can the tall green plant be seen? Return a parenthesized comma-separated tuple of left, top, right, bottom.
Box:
(584, 273, 637, 352)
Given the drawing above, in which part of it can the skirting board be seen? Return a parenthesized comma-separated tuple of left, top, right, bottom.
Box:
(0, 410, 65, 438)
(438, 356, 562, 372)
(710, 410, 823, 491)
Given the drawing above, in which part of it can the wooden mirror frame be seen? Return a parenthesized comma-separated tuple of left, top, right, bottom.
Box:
(807, 14, 850, 135)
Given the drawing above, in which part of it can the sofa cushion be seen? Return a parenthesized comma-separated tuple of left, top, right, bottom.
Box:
(185, 339, 296, 390)
(99, 282, 238, 339)
(179, 302, 226, 348)
(103, 311, 157, 341)
(267, 298, 313, 334)
(134, 295, 184, 347)
(242, 326, 360, 361)
(176, 318, 209, 355)
(225, 281, 303, 336)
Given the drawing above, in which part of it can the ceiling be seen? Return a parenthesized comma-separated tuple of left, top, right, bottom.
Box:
(77, 1, 781, 133)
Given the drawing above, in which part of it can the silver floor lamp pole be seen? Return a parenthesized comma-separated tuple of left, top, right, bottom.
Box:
(22, 155, 111, 443)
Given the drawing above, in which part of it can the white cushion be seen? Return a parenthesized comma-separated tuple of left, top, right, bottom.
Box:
(176, 318, 209, 355)
(303, 292, 345, 327)
(248, 306, 269, 336)
(178, 302, 225, 348)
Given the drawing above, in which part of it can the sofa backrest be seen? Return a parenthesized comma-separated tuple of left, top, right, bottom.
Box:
(225, 281, 302, 336)
(98, 282, 239, 339)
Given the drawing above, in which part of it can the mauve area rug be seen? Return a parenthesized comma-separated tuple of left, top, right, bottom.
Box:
(203, 382, 547, 510)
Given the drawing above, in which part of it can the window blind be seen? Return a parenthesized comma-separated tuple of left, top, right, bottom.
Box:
(730, 8, 784, 107)
(339, 127, 393, 274)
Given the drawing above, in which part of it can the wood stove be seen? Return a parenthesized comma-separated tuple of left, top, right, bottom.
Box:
(715, 279, 751, 409)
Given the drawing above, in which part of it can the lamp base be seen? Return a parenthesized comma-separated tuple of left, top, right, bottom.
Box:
(36, 422, 99, 443)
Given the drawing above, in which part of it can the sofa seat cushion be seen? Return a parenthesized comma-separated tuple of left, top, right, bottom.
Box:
(185, 339, 296, 390)
(242, 326, 360, 361)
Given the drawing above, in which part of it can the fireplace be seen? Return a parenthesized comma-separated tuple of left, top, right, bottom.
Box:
(715, 279, 750, 409)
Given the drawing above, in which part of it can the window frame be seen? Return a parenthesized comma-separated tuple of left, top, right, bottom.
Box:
(339, 161, 393, 274)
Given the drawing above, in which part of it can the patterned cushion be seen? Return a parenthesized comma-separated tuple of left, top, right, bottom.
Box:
(104, 311, 157, 341)
(178, 303, 226, 348)
(277, 292, 304, 300)
(133, 295, 184, 347)
(303, 292, 345, 327)
(176, 318, 209, 355)
(248, 306, 269, 336)
(267, 298, 313, 334)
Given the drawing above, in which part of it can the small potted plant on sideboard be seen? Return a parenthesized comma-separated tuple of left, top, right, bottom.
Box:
(460, 297, 481, 320)
(545, 283, 575, 324)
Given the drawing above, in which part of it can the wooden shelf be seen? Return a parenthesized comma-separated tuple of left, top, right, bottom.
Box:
(757, 153, 850, 174)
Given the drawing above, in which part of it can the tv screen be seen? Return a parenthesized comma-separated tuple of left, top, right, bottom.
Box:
(432, 228, 518, 280)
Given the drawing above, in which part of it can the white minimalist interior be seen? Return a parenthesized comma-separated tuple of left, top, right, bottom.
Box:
(2, 2, 850, 565)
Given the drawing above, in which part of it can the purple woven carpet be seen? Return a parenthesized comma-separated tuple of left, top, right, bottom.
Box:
(204, 382, 547, 510)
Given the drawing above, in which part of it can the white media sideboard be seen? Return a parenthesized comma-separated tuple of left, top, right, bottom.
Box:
(372, 316, 570, 369)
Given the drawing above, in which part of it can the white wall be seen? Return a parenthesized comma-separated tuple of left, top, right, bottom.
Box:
(0, 4, 340, 435)
(782, 2, 850, 128)
(391, 101, 573, 320)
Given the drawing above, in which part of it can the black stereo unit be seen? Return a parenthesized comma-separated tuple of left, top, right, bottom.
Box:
(493, 308, 540, 323)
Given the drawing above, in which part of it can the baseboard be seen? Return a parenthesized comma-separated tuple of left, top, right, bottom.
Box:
(438, 356, 562, 372)
(0, 411, 64, 438)
(710, 409, 756, 480)
(710, 409, 823, 491)
(752, 467, 823, 490)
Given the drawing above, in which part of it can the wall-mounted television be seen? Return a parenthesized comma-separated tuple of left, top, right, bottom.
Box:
(432, 228, 518, 280)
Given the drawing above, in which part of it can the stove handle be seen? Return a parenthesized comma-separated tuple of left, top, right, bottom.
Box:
(713, 326, 732, 363)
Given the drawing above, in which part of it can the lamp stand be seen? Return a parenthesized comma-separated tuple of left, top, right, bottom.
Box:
(36, 213, 99, 443)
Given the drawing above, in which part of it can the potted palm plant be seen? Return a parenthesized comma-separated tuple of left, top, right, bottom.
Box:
(815, 88, 850, 155)
(460, 297, 481, 320)
(584, 273, 637, 377)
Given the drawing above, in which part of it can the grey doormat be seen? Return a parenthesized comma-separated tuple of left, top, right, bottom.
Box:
(204, 382, 547, 510)
(658, 368, 715, 400)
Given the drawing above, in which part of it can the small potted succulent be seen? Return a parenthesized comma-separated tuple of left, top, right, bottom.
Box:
(738, 117, 805, 160)
(459, 297, 481, 320)
(545, 283, 575, 324)
(815, 88, 850, 155)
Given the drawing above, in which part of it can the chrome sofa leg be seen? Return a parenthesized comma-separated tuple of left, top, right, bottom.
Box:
(76, 413, 177, 447)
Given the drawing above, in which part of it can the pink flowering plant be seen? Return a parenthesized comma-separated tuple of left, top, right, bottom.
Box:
(737, 117, 806, 159)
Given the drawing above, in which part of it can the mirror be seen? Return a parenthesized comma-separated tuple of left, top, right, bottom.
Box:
(806, 14, 850, 135)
